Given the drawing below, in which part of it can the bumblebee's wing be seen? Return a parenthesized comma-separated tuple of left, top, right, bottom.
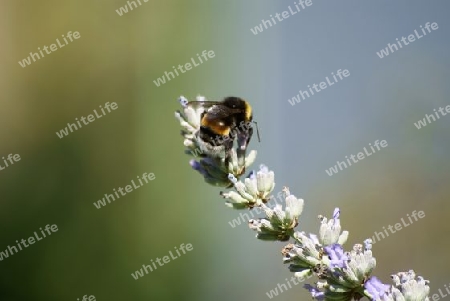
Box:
(188, 101, 237, 123)
(186, 101, 222, 111)
(187, 101, 242, 116)
(203, 104, 244, 126)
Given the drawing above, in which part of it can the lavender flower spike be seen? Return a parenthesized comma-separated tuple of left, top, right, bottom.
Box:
(222, 164, 275, 209)
(319, 208, 349, 246)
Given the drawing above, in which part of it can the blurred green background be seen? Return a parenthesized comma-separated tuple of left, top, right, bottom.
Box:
(1, 0, 449, 300)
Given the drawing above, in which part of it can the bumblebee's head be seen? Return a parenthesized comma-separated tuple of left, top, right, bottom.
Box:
(223, 96, 252, 121)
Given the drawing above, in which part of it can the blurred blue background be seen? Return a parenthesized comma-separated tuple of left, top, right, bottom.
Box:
(0, 0, 449, 300)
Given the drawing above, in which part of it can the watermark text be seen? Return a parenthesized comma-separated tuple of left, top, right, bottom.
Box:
(131, 243, 193, 280)
(250, 0, 314, 35)
(153, 50, 215, 87)
(414, 105, 450, 129)
(376, 22, 438, 59)
(93, 172, 155, 209)
(19, 31, 80, 68)
(288, 69, 350, 106)
(0, 224, 59, 261)
(56, 102, 118, 139)
(325, 140, 388, 176)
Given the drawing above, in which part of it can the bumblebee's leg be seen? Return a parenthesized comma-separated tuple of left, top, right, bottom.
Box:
(236, 126, 253, 170)
(223, 138, 234, 169)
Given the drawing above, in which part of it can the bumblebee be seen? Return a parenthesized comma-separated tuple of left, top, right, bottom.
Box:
(187, 96, 257, 166)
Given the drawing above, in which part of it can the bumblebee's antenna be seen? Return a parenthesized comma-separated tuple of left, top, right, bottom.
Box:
(253, 121, 261, 142)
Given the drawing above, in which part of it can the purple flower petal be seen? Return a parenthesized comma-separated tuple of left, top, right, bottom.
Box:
(189, 160, 208, 177)
(304, 284, 325, 301)
(324, 243, 348, 268)
(333, 207, 340, 220)
(178, 96, 189, 107)
(364, 276, 390, 300)
(259, 164, 269, 174)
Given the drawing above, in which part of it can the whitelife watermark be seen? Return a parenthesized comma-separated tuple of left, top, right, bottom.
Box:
(115, 0, 148, 16)
(0, 224, 59, 261)
(153, 50, 215, 87)
(0, 153, 21, 172)
(376, 22, 439, 59)
(18, 31, 81, 68)
(93, 172, 156, 209)
(287, 69, 350, 106)
(266, 273, 314, 299)
(325, 140, 388, 176)
(430, 283, 450, 301)
(55, 102, 118, 139)
(369, 210, 425, 245)
(414, 105, 450, 129)
(77, 295, 96, 301)
(131, 243, 193, 280)
(250, 0, 314, 35)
